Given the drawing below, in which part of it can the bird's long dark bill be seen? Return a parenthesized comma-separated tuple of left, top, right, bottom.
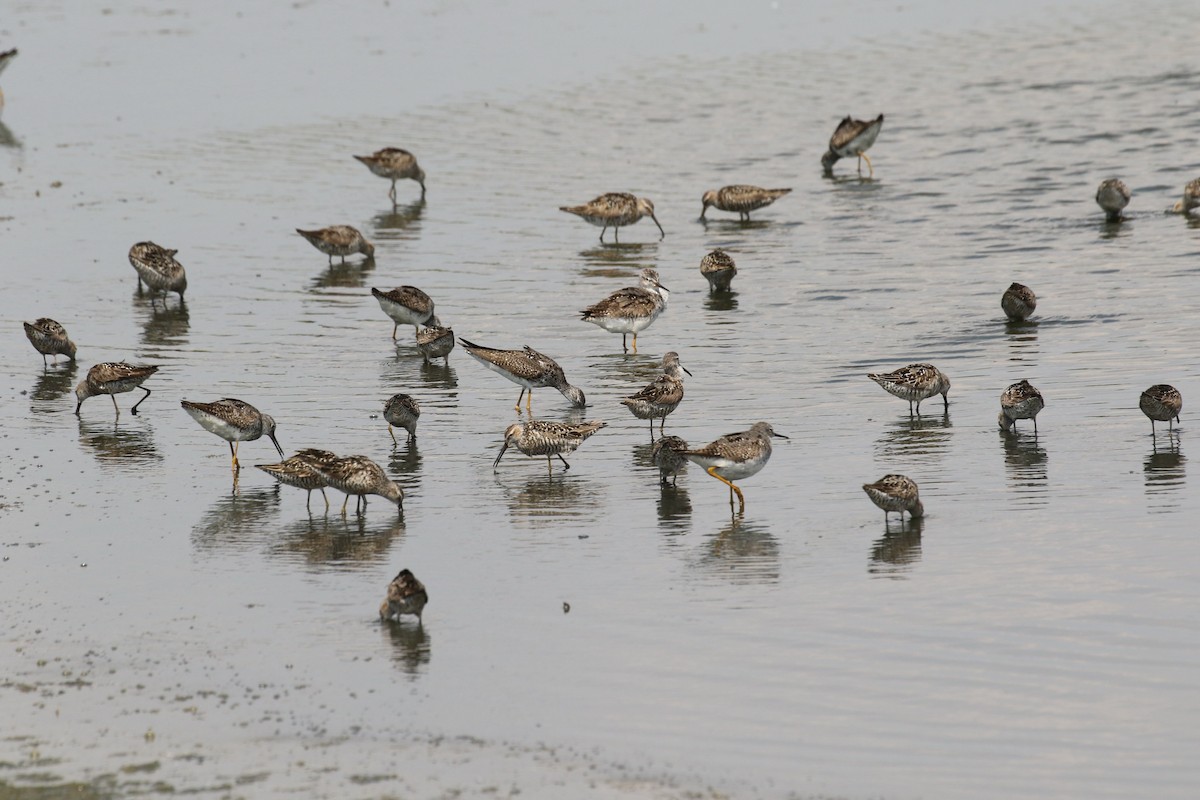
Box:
(268, 433, 284, 457)
(492, 442, 509, 470)
(682, 365, 693, 376)
(651, 215, 665, 238)
(773, 432, 790, 439)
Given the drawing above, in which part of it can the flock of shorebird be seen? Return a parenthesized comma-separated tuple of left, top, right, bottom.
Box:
(13, 47, 1198, 623)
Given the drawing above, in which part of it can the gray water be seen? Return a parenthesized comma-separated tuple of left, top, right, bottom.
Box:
(3, 2, 1200, 798)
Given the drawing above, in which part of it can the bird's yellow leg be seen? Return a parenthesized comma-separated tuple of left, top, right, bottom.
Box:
(341, 494, 350, 516)
(388, 424, 398, 445)
(229, 441, 241, 471)
(526, 390, 533, 411)
(321, 488, 330, 511)
(631, 333, 638, 353)
(705, 466, 745, 507)
(861, 152, 874, 178)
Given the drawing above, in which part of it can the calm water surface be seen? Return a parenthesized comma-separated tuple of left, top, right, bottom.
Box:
(2, 1, 1199, 798)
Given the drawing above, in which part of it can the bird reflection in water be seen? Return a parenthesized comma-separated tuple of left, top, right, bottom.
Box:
(501, 474, 601, 529)
(1003, 317, 1039, 362)
(692, 518, 779, 584)
(873, 409, 952, 460)
(269, 516, 405, 566)
(77, 417, 161, 467)
(577, 240, 657, 275)
(191, 486, 282, 551)
(370, 199, 425, 241)
(656, 484, 692, 534)
(703, 290, 738, 313)
(31, 360, 79, 406)
(418, 359, 459, 391)
(136, 296, 191, 349)
(382, 618, 431, 678)
(1144, 442, 1185, 511)
(309, 257, 376, 291)
(1000, 429, 1049, 503)
(868, 515, 923, 579)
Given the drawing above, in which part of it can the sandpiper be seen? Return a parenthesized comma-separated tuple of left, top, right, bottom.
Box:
(0, 48, 16, 110)
(684, 421, 787, 512)
(353, 147, 426, 202)
(700, 249, 737, 291)
(867, 363, 951, 415)
(313, 454, 403, 515)
(181, 398, 283, 471)
(821, 113, 884, 177)
(559, 193, 664, 243)
(700, 185, 792, 222)
(128, 241, 187, 303)
(379, 568, 429, 623)
(1095, 178, 1131, 222)
(74, 363, 158, 417)
(1172, 178, 1200, 215)
(415, 323, 455, 364)
(651, 435, 689, 486)
(459, 338, 586, 410)
(371, 287, 436, 340)
(580, 267, 669, 353)
(384, 393, 420, 444)
(296, 225, 375, 264)
(621, 351, 691, 435)
(862, 474, 924, 521)
(998, 379, 1045, 433)
(1139, 384, 1182, 434)
(256, 450, 336, 511)
(1001, 282, 1037, 322)
(493, 419, 607, 474)
(23, 318, 77, 364)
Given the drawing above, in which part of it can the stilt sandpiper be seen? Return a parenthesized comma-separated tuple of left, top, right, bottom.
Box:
(313, 454, 403, 516)
(493, 419, 607, 474)
(379, 568, 428, 623)
(651, 435, 689, 486)
(700, 249, 737, 292)
(821, 114, 884, 177)
(1095, 178, 1131, 222)
(1172, 178, 1200, 215)
(700, 185, 792, 222)
(353, 147, 426, 202)
(128, 242, 187, 303)
(256, 449, 336, 511)
(384, 393, 420, 444)
(459, 338, 586, 410)
(23, 318, 76, 364)
(74, 363, 158, 417)
(868, 363, 951, 415)
(1001, 282, 1037, 322)
(621, 351, 691, 435)
(371, 287, 436, 339)
(559, 193, 664, 243)
(416, 323, 455, 364)
(181, 398, 284, 471)
(296, 225, 375, 264)
(862, 474, 924, 521)
(580, 267, 669, 353)
(684, 421, 787, 512)
(998, 379, 1045, 433)
(1140, 384, 1182, 434)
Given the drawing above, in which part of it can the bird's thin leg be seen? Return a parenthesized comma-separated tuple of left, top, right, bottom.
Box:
(131, 387, 151, 415)
(389, 424, 398, 445)
(389, 180, 397, 202)
(1033, 418, 1038, 435)
(613, 226, 620, 244)
(321, 488, 329, 511)
(340, 254, 347, 265)
(110, 394, 121, 418)
(705, 466, 745, 509)
(599, 225, 607, 243)
(391, 322, 399, 341)
(631, 333, 638, 353)
(341, 494, 350, 516)
(514, 388, 526, 412)
(547, 455, 553, 476)
(621, 334, 628, 354)
(231, 441, 241, 472)
(327, 254, 333, 266)
(526, 390, 533, 412)
(862, 152, 874, 178)
(305, 490, 312, 512)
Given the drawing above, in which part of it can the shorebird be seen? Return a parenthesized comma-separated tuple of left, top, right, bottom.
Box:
(0, 48, 16, 111)
(621, 351, 691, 435)
(353, 147, 426, 202)
(256, 450, 336, 511)
(128, 242, 187, 303)
(74, 363, 158, 417)
(700, 249, 737, 291)
(1001, 282, 1037, 322)
(1095, 178, 1131, 222)
(580, 267, 669, 353)
(998, 379, 1045, 433)
(684, 421, 787, 512)
(1139, 384, 1182, 434)
(371, 287, 436, 339)
(296, 225, 375, 264)
(313, 454, 403, 515)
(459, 338, 586, 410)
(181, 398, 283, 471)
(379, 568, 429, 623)
(559, 193, 664, 243)
(23, 318, 77, 364)
(867, 363, 951, 415)
(384, 393, 420, 444)
(651, 435, 688, 486)
(1172, 178, 1200, 215)
(415, 323, 455, 364)
(700, 185, 792, 222)
(493, 419, 607, 474)
(821, 113, 884, 177)
(862, 474, 924, 521)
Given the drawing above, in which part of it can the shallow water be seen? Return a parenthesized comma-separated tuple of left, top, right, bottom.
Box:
(3, 1, 1200, 798)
